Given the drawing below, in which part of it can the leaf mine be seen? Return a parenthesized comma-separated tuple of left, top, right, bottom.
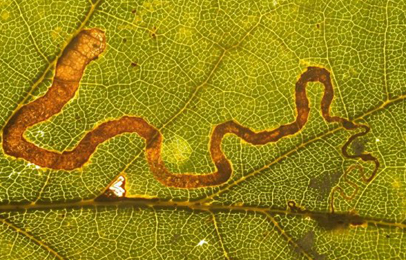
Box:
(2, 29, 379, 190)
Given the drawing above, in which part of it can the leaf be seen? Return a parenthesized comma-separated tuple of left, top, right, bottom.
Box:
(0, 0, 406, 259)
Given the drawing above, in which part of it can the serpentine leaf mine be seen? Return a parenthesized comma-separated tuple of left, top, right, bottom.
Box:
(2, 29, 379, 189)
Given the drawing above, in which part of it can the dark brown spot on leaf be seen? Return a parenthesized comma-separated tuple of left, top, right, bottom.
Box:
(170, 234, 181, 244)
(351, 138, 366, 156)
(309, 171, 342, 199)
(296, 231, 326, 260)
(151, 26, 157, 39)
(312, 212, 365, 231)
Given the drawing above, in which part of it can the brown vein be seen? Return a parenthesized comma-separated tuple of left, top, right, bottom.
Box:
(1, 198, 405, 230)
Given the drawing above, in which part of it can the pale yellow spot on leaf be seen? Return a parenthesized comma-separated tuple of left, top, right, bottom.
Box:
(392, 179, 402, 189)
(1, 10, 10, 21)
(163, 135, 192, 165)
(51, 27, 63, 41)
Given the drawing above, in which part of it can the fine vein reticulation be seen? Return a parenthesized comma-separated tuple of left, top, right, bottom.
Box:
(2, 29, 379, 189)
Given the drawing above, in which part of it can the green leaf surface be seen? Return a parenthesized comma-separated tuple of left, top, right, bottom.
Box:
(1, 0, 406, 259)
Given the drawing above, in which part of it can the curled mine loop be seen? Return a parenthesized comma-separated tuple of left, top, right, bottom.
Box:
(329, 164, 370, 213)
(2, 29, 379, 189)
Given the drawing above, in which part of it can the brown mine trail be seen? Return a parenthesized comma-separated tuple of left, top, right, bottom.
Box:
(2, 29, 379, 189)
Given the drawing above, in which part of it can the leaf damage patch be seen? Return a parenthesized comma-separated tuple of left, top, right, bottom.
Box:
(288, 200, 366, 231)
(295, 231, 326, 260)
(2, 29, 379, 189)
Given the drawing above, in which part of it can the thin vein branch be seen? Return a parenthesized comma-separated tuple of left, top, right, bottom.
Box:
(262, 211, 313, 260)
(209, 211, 230, 260)
(0, 216, 65, 260)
